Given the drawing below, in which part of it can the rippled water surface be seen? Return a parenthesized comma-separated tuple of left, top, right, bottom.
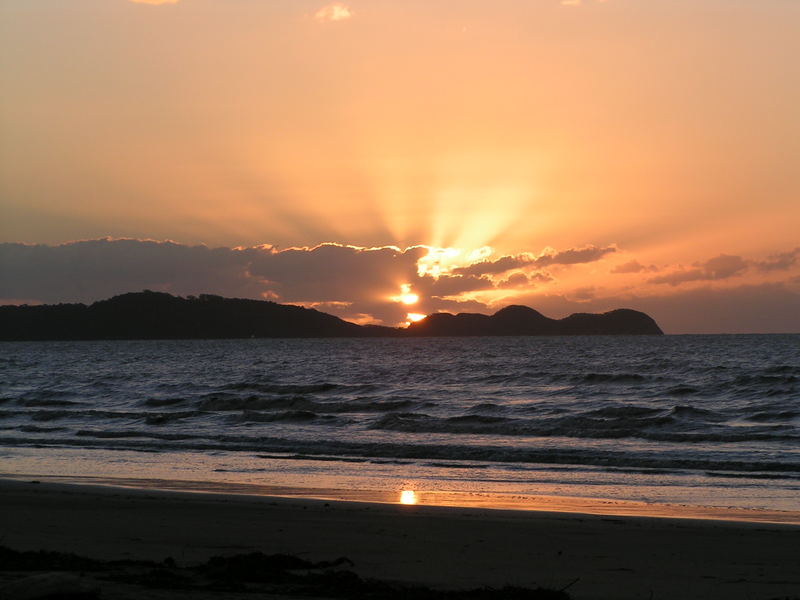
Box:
(1, 335, 798, 511)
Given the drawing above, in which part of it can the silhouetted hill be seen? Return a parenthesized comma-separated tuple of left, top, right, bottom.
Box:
(406, 305, 663, 336)
(0, 291, 396, 340)
(0, 292, 663, 340)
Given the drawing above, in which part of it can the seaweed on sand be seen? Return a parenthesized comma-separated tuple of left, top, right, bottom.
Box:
(0, 546, 572, 599)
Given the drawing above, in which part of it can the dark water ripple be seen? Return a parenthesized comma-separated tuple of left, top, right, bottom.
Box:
(1, 335, 798, 484)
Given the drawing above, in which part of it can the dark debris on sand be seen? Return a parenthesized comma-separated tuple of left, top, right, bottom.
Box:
(0, 546, 571, 600)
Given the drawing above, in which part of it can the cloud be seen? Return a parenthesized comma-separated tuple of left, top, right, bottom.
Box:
(534, 245, 617, 268)
(416, 274, 494, 297)
(0, 239, 257, 303)
(452, 254, 532, 277)
(2, 239, 798, 332)
(0, 239, 427, 325)
(246, 242, 424, 303)
(0, 239, 621, 325)
(129, 0, 180, 5)
(611, 260, 657, 274)
(453, 245, 616, 277)
(756, 247, 800, 272)
(497, 273, 531, 289)
(496, 272, 554, 289)
(649, 254, 748, 286)
(314, 2, 352, 22)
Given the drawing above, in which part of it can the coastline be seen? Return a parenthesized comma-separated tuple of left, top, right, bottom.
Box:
(2, 477, 799, 600)
(3, 472, 800, 526)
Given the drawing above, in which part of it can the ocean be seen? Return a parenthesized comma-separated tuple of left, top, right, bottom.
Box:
(1, 335, 798, 515)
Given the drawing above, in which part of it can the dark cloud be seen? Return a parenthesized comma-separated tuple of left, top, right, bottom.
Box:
(611, 260, 657, 274)
(0, 239, 434, 325)
(5, 239, 795, 332)
(497, 272, 530, 289)
(452, 245, 616, 277)
(534, 245, 616, 267)
(246, 243, 425, 303)
(756, 247, 800, 272)
(416, 274, 494, 297)
(1, 239, 615, 324)
(496, 271, 553, 289)
(649, 254, 749, 286)
(452, 255, 531, 277)
(0, 239, 261, 303)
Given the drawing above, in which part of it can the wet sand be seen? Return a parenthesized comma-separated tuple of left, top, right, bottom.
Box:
(1, 478, 799, 600)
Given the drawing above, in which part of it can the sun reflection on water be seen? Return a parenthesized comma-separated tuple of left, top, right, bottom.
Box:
(399, 490, 418, 505)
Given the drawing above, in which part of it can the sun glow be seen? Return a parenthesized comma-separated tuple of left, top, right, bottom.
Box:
(391, 283, 419, 305)
(399, 490, 418, 505)
(406, 313, 426, 323)
(416, 246, 493, 278)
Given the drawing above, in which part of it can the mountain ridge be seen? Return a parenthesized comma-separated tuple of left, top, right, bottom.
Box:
(0, 291, 663, 340)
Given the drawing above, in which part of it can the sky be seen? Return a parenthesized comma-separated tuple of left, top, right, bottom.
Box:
(1, 0, 798, 333)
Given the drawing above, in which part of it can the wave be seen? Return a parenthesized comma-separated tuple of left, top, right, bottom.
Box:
(664, 385, 701, 396)
(145, 411, 201, 425)
(764, 365, 799, 375)
(30, 409, 145, 422)
(19, 398, 83, 407)
(576, 373, 650, 384)
(222, 382, 339, 394)
(734, 374, 798, 385)
(5, 432, 798, 477)
(143, 397, 188, 407)
(197, 394, 416, 414)
(235, 409, 341, 424)
(3, 335, 799, 494)
(75, 429, 198, 441)
(19, 425, 67, 433)
(369, 408, 797, 443)
(469, 402, 504, 413)
(747, 410, 799, 422)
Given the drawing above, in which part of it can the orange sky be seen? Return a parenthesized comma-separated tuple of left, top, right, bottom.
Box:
(1, 1, 798, 332)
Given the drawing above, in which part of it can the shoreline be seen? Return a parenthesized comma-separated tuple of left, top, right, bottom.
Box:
(2, 478, 799, 599)
(3, 472, 800, 526)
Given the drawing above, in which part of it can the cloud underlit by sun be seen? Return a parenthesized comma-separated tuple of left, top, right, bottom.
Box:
(314, 2, 352, 22)
(561, 0, 608, 5)
(129, 0, 180, 5)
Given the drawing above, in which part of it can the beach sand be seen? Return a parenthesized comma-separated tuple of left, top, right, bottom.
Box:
(1, 478, 799, 600)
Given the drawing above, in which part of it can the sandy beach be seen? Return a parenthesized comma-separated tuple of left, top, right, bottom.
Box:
(1, 478, 799, 600)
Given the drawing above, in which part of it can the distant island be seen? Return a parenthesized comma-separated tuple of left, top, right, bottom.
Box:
(405, 304, 663, 336)
(0, 291, 663, 340)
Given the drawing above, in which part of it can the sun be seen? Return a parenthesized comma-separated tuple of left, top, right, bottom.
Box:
(392, 283, 419, 305)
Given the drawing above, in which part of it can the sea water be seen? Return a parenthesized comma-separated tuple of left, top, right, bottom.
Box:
(1, 335, 798, 513)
